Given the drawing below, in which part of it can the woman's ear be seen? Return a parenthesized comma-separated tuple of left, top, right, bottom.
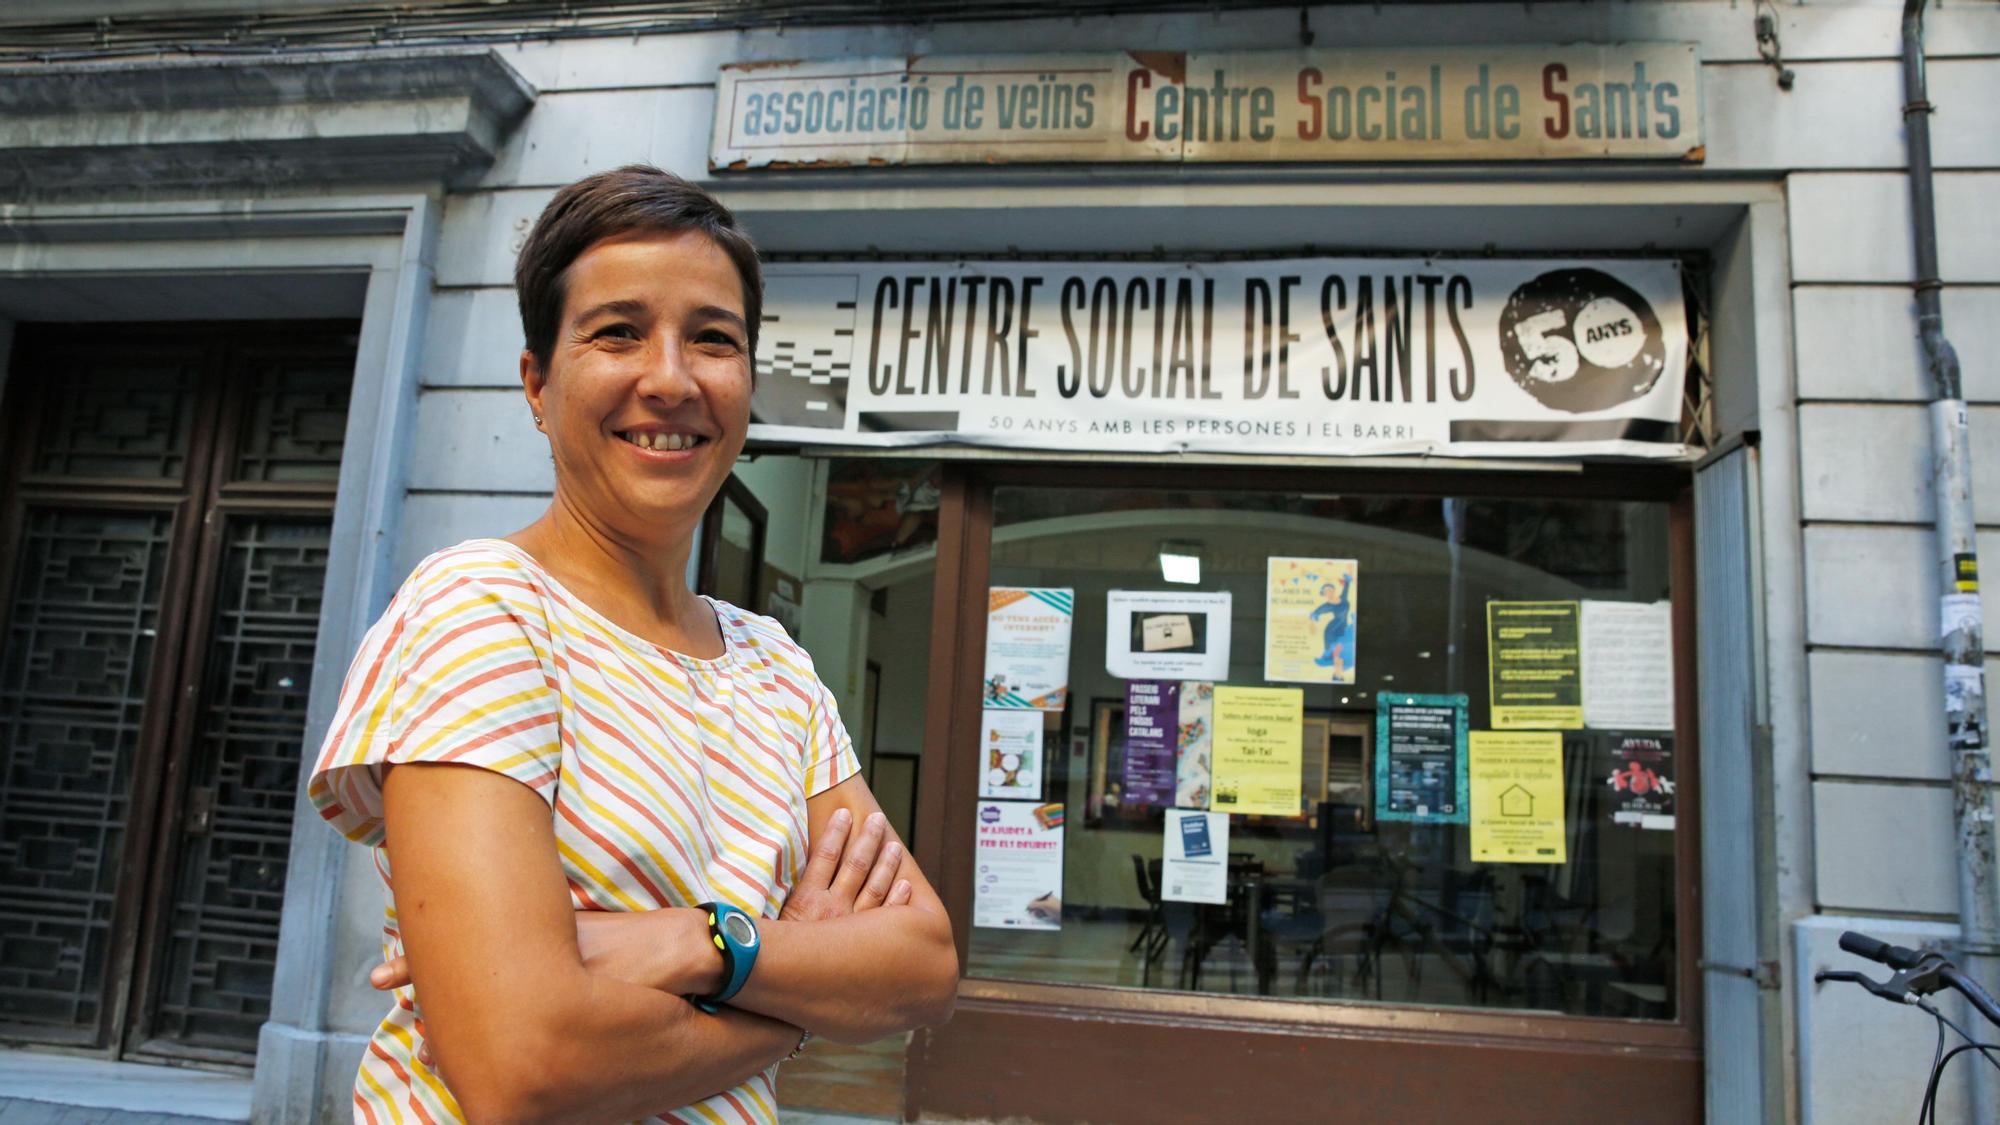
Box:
(520, 349, 547, 423)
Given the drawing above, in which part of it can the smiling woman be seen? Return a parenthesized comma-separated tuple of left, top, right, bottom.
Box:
(305, 166, 957, 1125)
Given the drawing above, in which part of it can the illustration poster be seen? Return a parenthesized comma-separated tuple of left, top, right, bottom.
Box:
(1175, 680, 1215, 809)
(1264, 558, 1359, 684)
(1374, 693, 1469, 823)
(973, 801, 1066, 930)
(1105, 591, 1233, 680)
(1606, 734, 1675, 830)
(1210, 685, 1305, 816)
(1581, 600, 1675, 730)
(1161, 809, 1230, 905)
(979, 709, 1045, 799)
(1486, 601, 1583, 729)
(1122, 681, 1179, 808)
(984, 587, 1075, 711)
(1468, 730, 1568, 864)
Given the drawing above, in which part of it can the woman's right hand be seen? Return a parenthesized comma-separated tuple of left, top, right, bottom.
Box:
(779, 807, 913, 922)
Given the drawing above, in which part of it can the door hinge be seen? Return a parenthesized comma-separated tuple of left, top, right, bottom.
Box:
(1699, 958, 1781, 990)
(185, 786, 216, 836)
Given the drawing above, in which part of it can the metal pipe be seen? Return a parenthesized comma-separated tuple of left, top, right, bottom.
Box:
(1902, 5, 1998, 1121)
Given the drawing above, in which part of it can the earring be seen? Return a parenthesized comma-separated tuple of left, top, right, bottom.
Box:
(533, 415, 543, 427)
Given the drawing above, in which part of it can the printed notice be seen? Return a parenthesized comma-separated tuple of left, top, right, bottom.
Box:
(1106, 591, 1232, 680)
(1265, 558, 1359, 684)
(1161, 809, 1230, 905)
(979, 709, 1045, 799)
(1175, 681, 1216, 809)
(973, 801, 1066, 930)
(1581, 600, 1674, 730)
(1487, 601, 1583, 729)
(1374, 693, 1469, 823)
(1469, 730, 1567, 864)
(1123, 681, 1179, 808)
(984, 588, 1075, 711)
(1210, 685, 1305, 817)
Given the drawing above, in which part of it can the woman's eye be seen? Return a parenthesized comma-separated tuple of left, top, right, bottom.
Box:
(595, 324, 639, 341)
(697, 329, 743, 350)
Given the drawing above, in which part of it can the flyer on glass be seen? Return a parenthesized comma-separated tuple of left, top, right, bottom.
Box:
(1209, 685, 1304, 817)
(1468, 730, 1567, 864)
(1264, 558, 1358, 684)
(973, 801, 1066, 930)
(1105, 590, 1232, 680)
(1374, 693, 1469, 823)
(1175, 680, 1215, 809)
(984, 587, 1075, 711)
(1161, 809, 1230, 904)
(1605, 733, 1675, 830)
(1486, 600, 1583, 729)
(1122, 681, 1179, 808)
(1580, 600, 1674, 731)
(979, 708, 1045, 799)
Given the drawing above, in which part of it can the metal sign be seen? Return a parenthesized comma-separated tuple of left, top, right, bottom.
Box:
(749, 257, 1691, 460)
(712, 46, 1702, 169)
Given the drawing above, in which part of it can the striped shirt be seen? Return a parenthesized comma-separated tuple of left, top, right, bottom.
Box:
(309, 538, 859, 1125)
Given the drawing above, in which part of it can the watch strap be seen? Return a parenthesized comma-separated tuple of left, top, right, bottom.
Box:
(692, 901, 759, 1014)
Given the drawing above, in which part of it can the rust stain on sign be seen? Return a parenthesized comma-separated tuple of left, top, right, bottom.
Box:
(1128, 50, 1186, 85)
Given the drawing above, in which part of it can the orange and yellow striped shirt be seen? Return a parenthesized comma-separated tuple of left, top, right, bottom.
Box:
(309, 539, 858, 1124)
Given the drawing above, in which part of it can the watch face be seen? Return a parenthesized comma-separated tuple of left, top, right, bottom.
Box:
(722, 911, 758, 947)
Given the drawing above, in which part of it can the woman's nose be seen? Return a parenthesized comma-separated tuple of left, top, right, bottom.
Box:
(635, 339, 699, 402)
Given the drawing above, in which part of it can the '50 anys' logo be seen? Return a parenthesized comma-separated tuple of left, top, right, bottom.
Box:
(1498, 268, 1667, 413)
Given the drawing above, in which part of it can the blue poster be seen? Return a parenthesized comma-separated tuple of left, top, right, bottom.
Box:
(1374, 693, 1470, 824)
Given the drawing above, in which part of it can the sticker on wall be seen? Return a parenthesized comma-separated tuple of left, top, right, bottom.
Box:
(973, 801, 1066, 931)
(1175, 681, 1215, 809)
(1373, 693, 1469, 824)
(1580, 600, 1674, 731)
(1468, 730, 1567, 864)
(984, 587, 1075, 710)
(1122, 681, 1179, 808)
(1264, 558, 1358, 684)
(1105, 591, 1232, 680)
(979, 709, 1045, 799)
(1160, 809, 1230, 905)
(1486, 600, 1583, 729)
(1605, 733, 1675, 830)
(1209, 685, 1305, 817)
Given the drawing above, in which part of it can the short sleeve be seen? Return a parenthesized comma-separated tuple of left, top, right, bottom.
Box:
(308, 552, 563, 846)
(801, 673, 862, 798)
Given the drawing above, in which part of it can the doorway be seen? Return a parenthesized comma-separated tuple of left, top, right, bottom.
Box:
(0, 322, 356, 1063)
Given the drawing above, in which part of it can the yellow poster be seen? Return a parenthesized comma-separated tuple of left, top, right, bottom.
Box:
(1486, 600, 1583, 729)
(1468, 730, 1567, 864)
(1264, 557, 1358, 684)
(1209, 686, 1304, 816)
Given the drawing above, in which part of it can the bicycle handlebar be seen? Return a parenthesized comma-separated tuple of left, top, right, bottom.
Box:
(1941, 965, 2000, 1029)
(1839, 930, 1927, 970)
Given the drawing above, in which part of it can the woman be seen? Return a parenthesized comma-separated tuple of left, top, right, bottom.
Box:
(309, 165, 958, 1125)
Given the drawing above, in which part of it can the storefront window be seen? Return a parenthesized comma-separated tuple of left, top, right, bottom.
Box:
(966, 484, 1679, 1020)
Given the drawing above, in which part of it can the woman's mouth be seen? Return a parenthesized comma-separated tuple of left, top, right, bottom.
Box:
(616, 430, 705, 452)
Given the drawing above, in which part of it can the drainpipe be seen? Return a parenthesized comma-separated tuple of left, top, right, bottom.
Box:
(1903, 5, 1999, 1120)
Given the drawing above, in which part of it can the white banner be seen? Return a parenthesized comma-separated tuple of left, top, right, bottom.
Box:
(712, 46, 1702, 169)
(751, 257, 1691, 459)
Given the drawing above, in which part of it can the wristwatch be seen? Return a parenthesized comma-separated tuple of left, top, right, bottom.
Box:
(691, 902, 760, 1014)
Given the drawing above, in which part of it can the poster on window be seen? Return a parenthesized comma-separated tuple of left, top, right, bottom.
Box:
(1374, 693, 1469, 824)
(1161, 809, 1230, 905)
(1105, 590, 1232, 680)
(973, 801, 1066, 930)
(1486, 600, 1583, 729)
(979, 708, 1045, 799)
(1264, 558, 1359, 683)
(1175, 680, 1215, 809)
(1468, 730, 1568, 864)
(1210, 685, 1305, 816)
(984, 587, 1074, 710)
(1605, 734, 1675, 830)
(1122, 681, 1179, 808)
(1580, 600, 1674, 730)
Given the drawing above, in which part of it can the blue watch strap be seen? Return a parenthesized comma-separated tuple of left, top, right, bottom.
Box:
(692, 902, 759, 1013)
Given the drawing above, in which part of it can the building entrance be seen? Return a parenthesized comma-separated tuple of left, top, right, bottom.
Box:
(0, 323, 355, 1063)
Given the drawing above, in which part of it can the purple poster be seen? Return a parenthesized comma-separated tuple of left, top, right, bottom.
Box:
(1123, 680, 1180, 808)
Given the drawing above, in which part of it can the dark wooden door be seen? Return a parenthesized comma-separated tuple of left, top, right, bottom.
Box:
(0, 323, 355, 1063)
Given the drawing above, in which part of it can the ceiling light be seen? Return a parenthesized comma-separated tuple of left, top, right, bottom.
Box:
(1158, 540, 1202, 585)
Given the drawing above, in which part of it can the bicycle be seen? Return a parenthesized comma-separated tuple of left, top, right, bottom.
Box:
(1816, 930, 2000, 1123)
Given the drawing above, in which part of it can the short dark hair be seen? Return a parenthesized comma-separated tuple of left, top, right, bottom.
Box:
(514, 164, 762, 371)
